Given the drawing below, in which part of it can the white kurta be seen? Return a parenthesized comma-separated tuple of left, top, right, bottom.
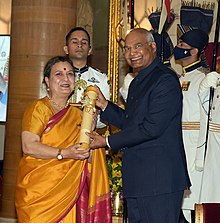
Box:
(72, 66, 110, 129)
(198, 85, 220, 203)
(180, 67, 206, 210)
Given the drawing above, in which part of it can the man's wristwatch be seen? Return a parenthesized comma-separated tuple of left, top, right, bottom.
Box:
(57, 149, 63, 160)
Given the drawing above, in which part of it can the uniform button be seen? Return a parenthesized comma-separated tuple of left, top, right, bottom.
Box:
(213, 106, 215, 110)
(217, 95, 219, 98)
(125, 114, 129, 118)
(130, 96, 134, 100)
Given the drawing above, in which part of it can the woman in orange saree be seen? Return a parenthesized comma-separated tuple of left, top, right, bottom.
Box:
(15, 56, 111, 223)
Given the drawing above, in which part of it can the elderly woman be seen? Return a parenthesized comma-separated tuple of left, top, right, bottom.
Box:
(15, 56, 111, 223)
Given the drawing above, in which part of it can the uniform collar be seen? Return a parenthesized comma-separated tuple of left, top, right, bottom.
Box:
(74, 65, 89, 75)
(182, 59, 202, 76)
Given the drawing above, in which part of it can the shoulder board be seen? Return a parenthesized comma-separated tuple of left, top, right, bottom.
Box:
(198, 66, 210, 75)
(90, 66, 105, 74)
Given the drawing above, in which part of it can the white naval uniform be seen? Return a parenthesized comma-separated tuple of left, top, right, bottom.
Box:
(198, 78, 220, 203)
(72, 66, 110, 129)
(180, 63, 207, 215)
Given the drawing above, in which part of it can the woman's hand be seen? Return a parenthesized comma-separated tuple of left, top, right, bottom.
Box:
(64, 144, 90, 160)
(22, 131, 90, 160)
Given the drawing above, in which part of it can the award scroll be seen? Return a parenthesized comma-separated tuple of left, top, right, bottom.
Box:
(79, 86, 98, 149)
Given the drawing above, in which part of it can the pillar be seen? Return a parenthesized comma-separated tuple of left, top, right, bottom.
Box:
(0, 0, 77, 219)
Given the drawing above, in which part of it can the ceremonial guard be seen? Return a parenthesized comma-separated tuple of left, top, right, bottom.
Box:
(173, 3, 215, 222)
(64, 27, 110, 130)
(198, 68, 220, 203)
(198, 0, 220, 203)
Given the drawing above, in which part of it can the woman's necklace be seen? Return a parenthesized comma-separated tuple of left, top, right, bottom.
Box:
(47, 96, 69, 110)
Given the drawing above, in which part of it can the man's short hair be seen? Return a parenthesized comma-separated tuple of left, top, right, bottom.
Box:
(65, 27, 90, 46)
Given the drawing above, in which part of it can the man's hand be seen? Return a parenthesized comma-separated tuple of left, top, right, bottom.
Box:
(94, 85, 108, 111)
(199, 71, 220, 93)
(86, 132, 107, 149)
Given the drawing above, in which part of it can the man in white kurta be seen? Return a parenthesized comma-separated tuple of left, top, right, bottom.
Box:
(198, 71, 220, 203)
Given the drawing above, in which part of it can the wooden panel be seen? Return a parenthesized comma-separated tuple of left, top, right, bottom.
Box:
(1, 183, 16, 201)
(2, 153, 21, 174)
(0, 199, 17, 219)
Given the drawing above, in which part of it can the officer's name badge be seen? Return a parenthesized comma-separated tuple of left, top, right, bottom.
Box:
(182, 81, 190, 91)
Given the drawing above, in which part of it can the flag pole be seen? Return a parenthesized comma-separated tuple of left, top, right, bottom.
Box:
(160, 0, 165, 62)
(128, 0, 134, 73)
(130, 0, 134, 29)
(212, 0, 220, 71)
(123, 1, 135, 220)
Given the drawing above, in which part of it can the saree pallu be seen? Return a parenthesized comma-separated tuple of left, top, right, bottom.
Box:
(15, 101, 111, 223)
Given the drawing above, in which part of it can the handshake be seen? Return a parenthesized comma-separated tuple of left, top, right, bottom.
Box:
(199, 71, 220, 93)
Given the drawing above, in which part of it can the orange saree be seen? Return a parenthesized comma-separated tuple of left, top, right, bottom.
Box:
(15, 97, 111, 223)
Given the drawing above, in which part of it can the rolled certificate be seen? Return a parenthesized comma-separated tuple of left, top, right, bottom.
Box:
(79, 86, 98, 149)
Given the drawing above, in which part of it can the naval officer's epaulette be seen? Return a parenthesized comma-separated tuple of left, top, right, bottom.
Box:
(90, 66, 107, 75)
(91, 66, 102, 73)
(197, 66, 210, 75)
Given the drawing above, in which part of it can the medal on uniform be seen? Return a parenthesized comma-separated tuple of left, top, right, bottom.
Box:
(182, 81, 191, 91)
